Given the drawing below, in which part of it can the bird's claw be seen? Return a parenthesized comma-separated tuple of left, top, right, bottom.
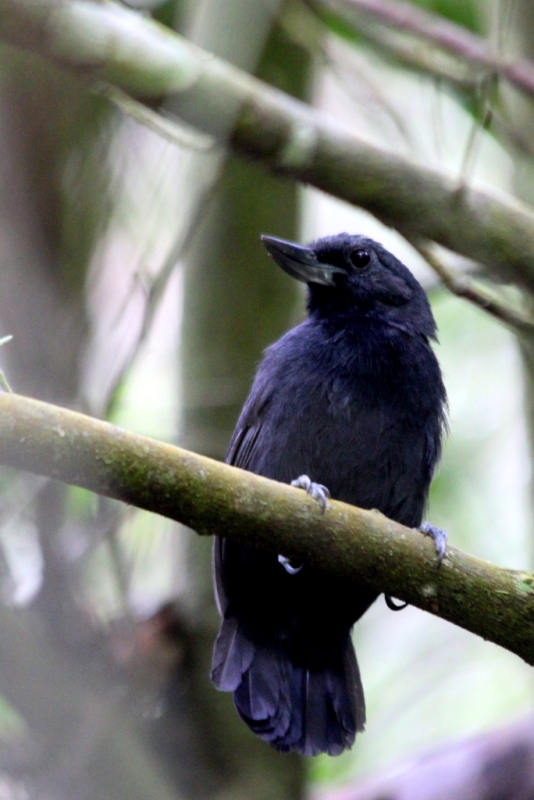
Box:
(278, 554, 303, 575)
(279, 475, 329, 575)
(385, 595, 408, 611)
(291, 474, 331, 513)
(419, 521, 447, 566)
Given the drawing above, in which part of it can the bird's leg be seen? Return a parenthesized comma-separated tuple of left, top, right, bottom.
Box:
(290, 474, 331, 512)
(277, 475, 331, 575)
(418, 521, 447, 566)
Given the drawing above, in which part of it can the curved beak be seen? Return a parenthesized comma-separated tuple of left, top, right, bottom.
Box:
(261, 235, 345, 286)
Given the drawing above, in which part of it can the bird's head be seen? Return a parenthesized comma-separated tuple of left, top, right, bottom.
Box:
(261, 233, 437, 339)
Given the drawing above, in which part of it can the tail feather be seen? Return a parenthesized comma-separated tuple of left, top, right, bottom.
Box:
(234, 651, 294, 746)
(211, 615, 364, 756)
(235, 648, 282, 720)
(326, 642, 366, 735)
(300, 669, 347, 756)
(295, 646, 363, 756)
(210, 615, 255, 691)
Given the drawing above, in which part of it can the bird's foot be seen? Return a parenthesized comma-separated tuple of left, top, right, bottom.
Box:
(290, 474, 331, 513)
(278, 554, 303, 575)
(279, 475, 330, 575)
(418, 521, 447, 566)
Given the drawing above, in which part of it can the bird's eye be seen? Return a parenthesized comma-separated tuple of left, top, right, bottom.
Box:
(349, 248, 371, 270)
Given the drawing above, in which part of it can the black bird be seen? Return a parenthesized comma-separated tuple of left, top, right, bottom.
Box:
(211, 233, 447, 756)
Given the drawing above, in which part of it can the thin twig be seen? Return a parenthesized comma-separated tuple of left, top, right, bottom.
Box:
(96, 83, 215, 152)
(355, 23, 481, 91)
(309, 0, 482, 92)
(0, 336, 14, 393)
(457, 78, 496, 186)
(0, 371, 13, 394)
(314, 0, 534, 99)
(410, 237, 534, 333)
(103, 173, 221, 419)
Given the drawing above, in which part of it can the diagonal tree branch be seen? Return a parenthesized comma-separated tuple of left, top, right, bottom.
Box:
(0, 391, 533, 665)
(408, 237, 534, 334)
(3, 0, 534, 291)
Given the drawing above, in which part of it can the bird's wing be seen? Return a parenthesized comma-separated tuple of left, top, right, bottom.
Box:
(226, 419, 262, 470)
(212, 537, 227, 615)
(213, 382, 273, 616)
(226, 380, 273, 469)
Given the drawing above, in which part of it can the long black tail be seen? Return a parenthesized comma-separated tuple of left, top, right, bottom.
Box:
(211, 613, 365, 757)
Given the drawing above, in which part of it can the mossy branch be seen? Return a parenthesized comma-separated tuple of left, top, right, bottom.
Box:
(0, 391, 533, 664)
(3, 0, 534, 290)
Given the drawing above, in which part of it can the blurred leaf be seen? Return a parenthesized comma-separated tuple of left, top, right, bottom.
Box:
(412, 0, 482, 34)
(312, 4, 366, 45)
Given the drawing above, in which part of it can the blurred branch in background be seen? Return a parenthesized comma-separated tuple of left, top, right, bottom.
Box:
(409, 238, 534, 334)
(304, 0, 484, 91)
(313, 714, 534, 800)
(0, 601, 177, 800)
(306, 0, 534, 98)
(2, 0, 534, 292)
